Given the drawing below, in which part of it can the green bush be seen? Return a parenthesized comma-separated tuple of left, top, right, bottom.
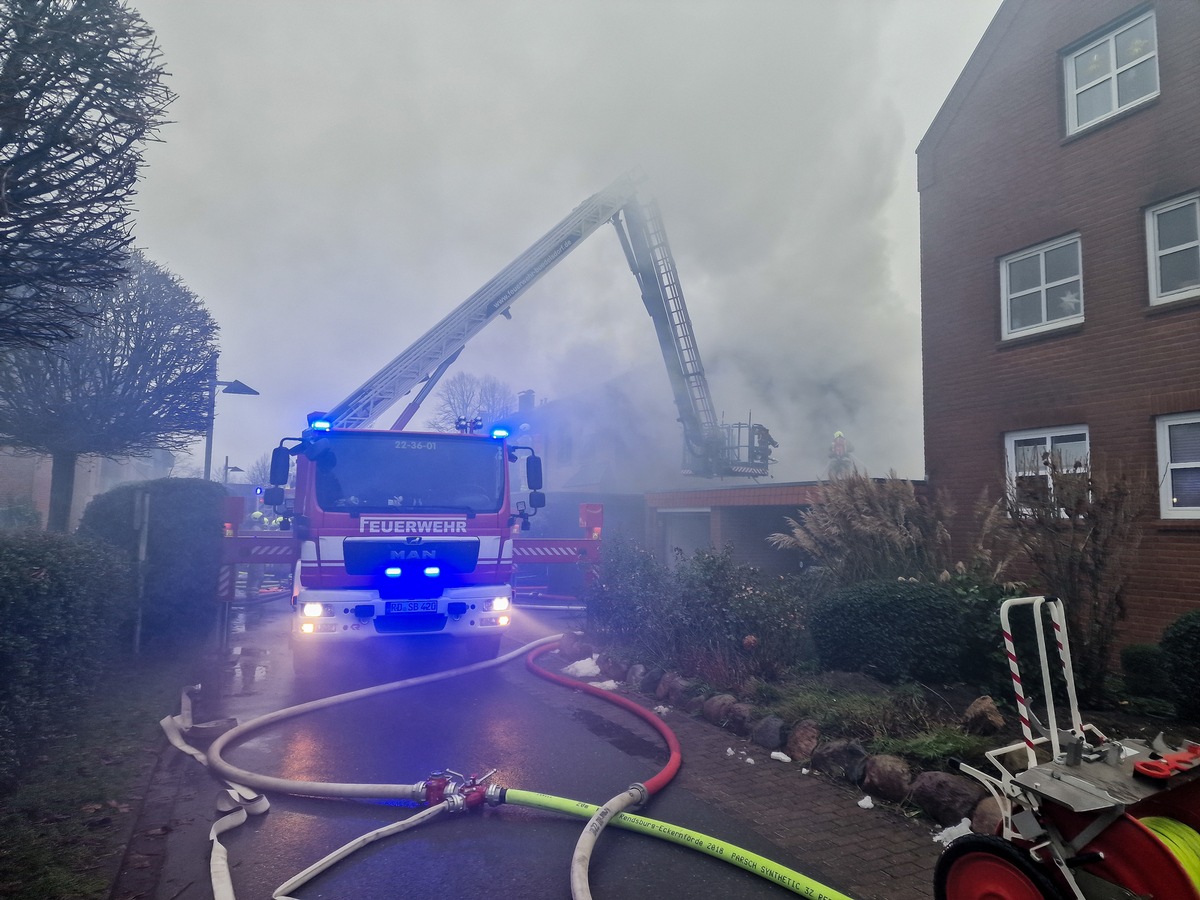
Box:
(809, 580, 986, 684)
(77, 477, 226, 648)
(1160, 609, 1200, 721)
(1120, 643, 1171, 699)
(584, 540, 815, 687)
(0, 530, 132, 785)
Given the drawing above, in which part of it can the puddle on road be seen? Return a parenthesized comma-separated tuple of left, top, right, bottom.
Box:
(571, 707, 665, 762)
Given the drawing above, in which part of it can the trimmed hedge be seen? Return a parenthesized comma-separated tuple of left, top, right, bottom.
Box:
(810, 580, 994, 684)
(1161, 609, 1200, 721)
(0, 530, 132, 785)
(77, 477, 226, 648)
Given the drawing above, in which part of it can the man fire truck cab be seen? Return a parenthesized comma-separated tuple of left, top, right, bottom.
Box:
(265, 414, 543, 672)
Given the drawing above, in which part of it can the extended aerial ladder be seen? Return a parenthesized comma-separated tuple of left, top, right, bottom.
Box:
(325, 171, 775, 478)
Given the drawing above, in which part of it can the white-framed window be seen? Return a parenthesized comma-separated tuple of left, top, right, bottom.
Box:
(1156, 412, 1200, 519)
(1006, 426, 1090, 511)
(1146, 193, 1200, 305)
(1064, 10, 1158, 135)
(1001, 235, 1083, 339)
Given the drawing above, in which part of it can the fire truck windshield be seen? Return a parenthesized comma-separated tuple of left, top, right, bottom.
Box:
(311, 432, 506, 515)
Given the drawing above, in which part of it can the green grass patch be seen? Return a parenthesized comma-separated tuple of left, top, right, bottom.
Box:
(870, 726, 992, 764)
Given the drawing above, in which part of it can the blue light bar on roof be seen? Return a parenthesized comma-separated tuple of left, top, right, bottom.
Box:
(307, 411, 333, 431)
(491, 427, 510, 439)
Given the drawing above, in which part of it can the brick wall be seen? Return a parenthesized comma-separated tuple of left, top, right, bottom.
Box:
(920, 0, 1200, 644)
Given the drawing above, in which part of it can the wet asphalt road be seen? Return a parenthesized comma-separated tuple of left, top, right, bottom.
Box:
(143, 598, 823, 899)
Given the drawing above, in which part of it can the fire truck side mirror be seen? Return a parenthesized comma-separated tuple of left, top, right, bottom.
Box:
(269, 446, 291, 485)
(526, 455, 543, 491)
(529, 490, 546, 510)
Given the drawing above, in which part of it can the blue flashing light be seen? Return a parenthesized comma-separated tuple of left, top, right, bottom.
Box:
(307, 411, 333, 431)
(384, 566, 402, 578)
(423, 566, 441, 578)
(491, 427, 510, 439)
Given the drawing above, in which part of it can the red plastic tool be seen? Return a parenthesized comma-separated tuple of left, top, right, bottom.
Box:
(1133, 743, 1200, 779)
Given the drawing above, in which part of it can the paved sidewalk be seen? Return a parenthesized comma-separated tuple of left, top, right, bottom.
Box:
(664, 711, 940, 900)
(519, 655, 944, 900)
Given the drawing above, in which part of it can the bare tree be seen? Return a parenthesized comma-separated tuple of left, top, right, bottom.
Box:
(0, 252, 218, 530)
(245, 453, 272, 487)
(423, 371, 516, 433)
(1003, 455, 1153, 704)
(0, 0, 174, 350)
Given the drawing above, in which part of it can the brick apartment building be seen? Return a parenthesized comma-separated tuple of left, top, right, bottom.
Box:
(919, 0, 1200, 644)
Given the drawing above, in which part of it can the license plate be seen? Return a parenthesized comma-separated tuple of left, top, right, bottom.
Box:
(386, 600, 439, 614)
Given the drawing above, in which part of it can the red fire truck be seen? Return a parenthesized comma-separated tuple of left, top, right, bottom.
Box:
(266, 420, 542, 671)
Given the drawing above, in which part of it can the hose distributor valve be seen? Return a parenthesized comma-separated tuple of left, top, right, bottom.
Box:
(443, 768, 498, 813)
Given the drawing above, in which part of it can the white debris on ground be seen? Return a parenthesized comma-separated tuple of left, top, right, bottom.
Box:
(588, 680, 620, 691)
(745, 758, 755, 765)
(801, 768, 810, 775)
(770, 751, 792, 763)
(726, 748, 735, 756)
(857, 796, 875, 810)
(933, 818, 973, 845)
(564, 655, 601, 677)
(653, 705, 670, 716)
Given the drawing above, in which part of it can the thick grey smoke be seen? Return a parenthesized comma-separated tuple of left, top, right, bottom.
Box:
(130, 0, 999, 482)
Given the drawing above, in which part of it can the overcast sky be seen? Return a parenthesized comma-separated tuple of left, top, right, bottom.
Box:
(128, 0, 1001, 484)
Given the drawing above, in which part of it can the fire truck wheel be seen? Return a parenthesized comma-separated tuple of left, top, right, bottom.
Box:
(934, 834, 1063, 900)
(464, 633, 502, 662)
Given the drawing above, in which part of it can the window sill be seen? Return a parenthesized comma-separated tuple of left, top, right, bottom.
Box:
(1061, 94, 1159, 145)
(997, 321, 1084, 350)
(1152, 518, 1200, 532)
(1147, 293, 1200, 316)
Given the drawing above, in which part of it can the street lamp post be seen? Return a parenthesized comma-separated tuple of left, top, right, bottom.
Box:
(203, 359, 259, 481)
(223, 457, 244, 484)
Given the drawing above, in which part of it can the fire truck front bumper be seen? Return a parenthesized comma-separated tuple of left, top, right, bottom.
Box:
(293, 584, 512, 641)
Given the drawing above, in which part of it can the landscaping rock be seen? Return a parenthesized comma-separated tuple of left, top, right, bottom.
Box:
(962, 696, 1005, 736)
(638, 667, 665, 694)
(726, 702, 755, 736)
(909, 772, 988, 826)
(810, 740, 868, 784)
(785, 719, 821, 762)
(666, 674, 696, 705)
(702, 694, 738, 726)
(557, 632, 594, 663)
(625, 663, 646, 688)
(682, 693, 707, 715)
(598, 653, 630, 682)
(861, 754, 912, 804)
(971, 795, 1003, 835)
(656, 671, 688, 702)
(750, 716, 785, 751)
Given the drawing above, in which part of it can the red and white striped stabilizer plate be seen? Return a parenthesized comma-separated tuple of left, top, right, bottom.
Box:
(512, 539, 601, 564)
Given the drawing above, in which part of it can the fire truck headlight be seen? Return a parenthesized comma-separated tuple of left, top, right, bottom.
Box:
(300, 622, 315, 634)
(485, 596, 510, 612)
(497, 615, 511, 626)
(385, 566, 402, 578)
(423, 566, 440, 577)
(302, 602, 332, 617)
